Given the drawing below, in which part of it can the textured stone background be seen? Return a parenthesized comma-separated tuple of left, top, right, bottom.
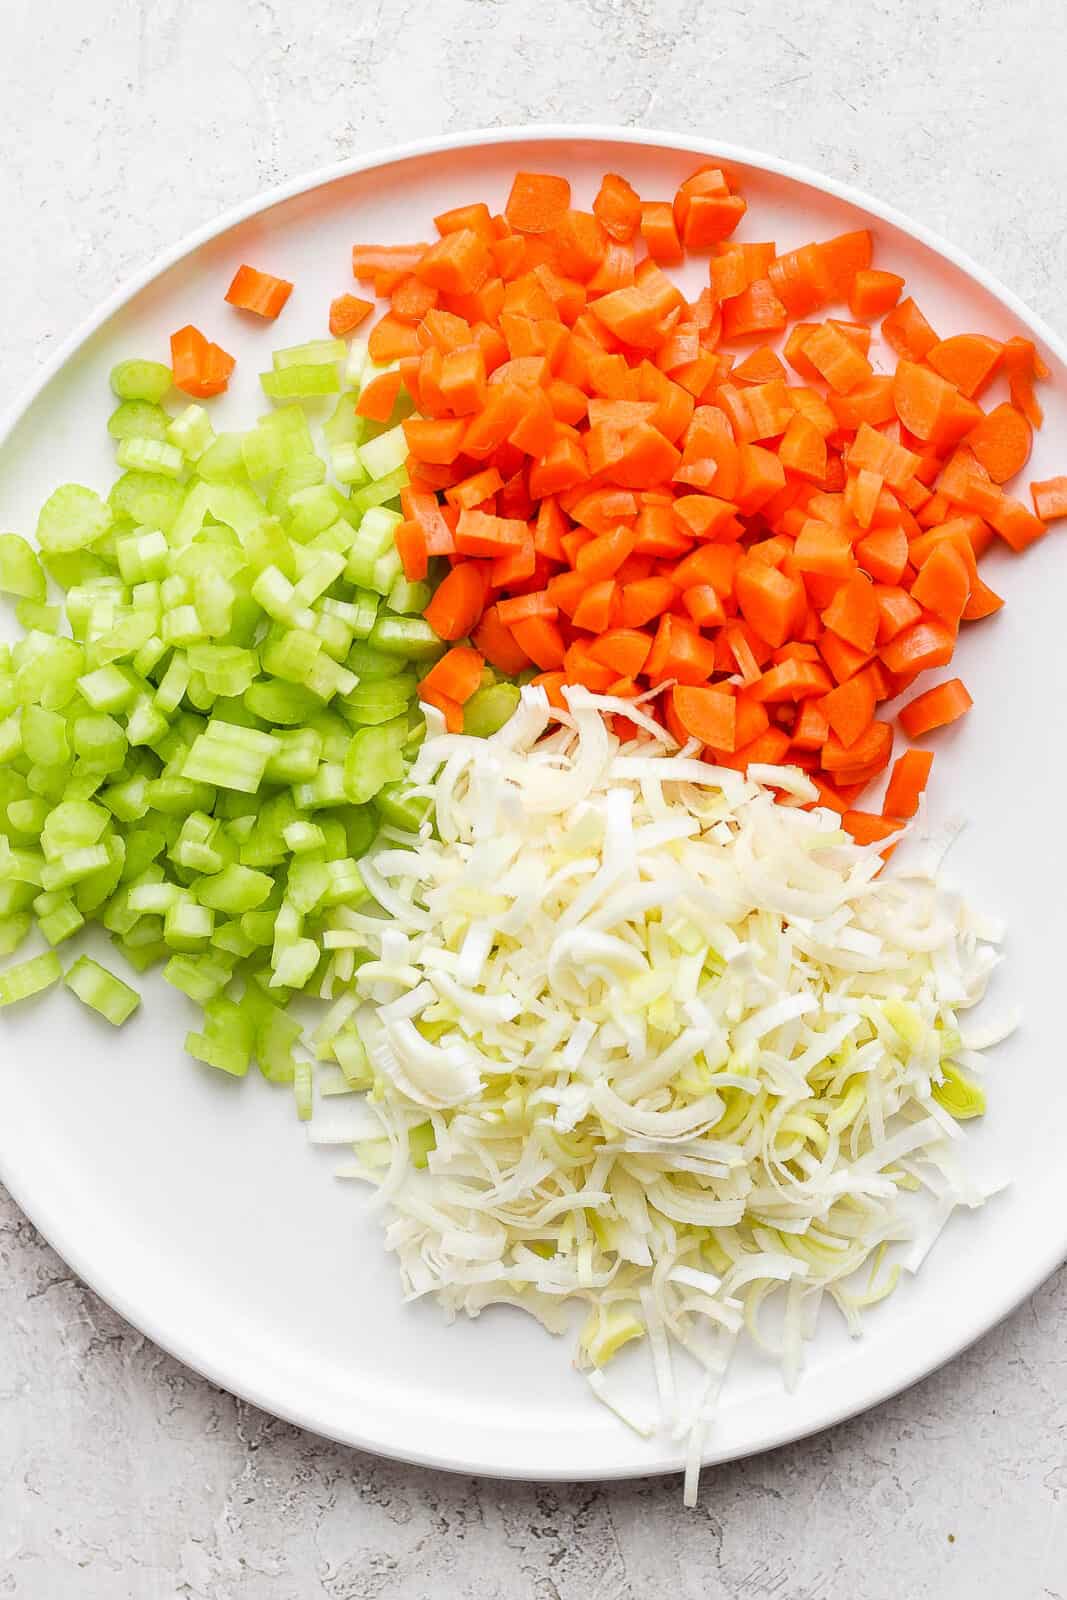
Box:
(1, 1, 1066, 1595)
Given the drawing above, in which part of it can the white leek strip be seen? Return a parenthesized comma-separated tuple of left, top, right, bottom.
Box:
(586, 1371, 656, 1438)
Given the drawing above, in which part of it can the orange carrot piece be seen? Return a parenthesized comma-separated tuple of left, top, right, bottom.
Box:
(510, 613, 567, 669)
(170, 325, 235, 398)
(329, 294, 374, 337)
(1030, 475, 1067, 522)
(735, 558, 805, 649)
(879, 616, 956, 676)
(966, 403, 1032, 483)
(848, 269, 904, 319)
(927, 333, 1002, 399)
(898, 677, 973, 738)
(855, 526, 908, 585)
(403, 417, 467, 464)
(618, 576, 677, 627)
(961, 576, 1004, 622)
(472, 605, 532, 675)
(633, 201, 681, 266)
(505, 172, 572, 234)
(368, 314, 420, 362)
(355, 368, 403, 421)
(225, 264, 293, 320)
(1002, 336, 1047, 427)
(882, 297, 939, 360)
(424, 562, 489, 642)
(910, 542, 971, 625)
(420, 645, 485, 705)
(841, 811, 901, 846)
(669, 685, 737, 750)
(778, 413, 828, 482)
(588, 628, 653, 678)
(883, 748, 934, 819)
(820, 672, 877, 748)
(419, 684, 464, 732)
(594, 173, 642, 242)
(802, 323, 873, 394)
(821, 571, 880, 654)
(989, 493, 1047, 552)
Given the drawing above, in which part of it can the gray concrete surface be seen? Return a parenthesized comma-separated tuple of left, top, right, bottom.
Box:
(1, 1, 1065, 1594)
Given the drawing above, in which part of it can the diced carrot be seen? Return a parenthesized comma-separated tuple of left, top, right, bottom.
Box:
(639, 202, 684, 265)
(670, 685, 737, 750)
(594, 173, 642, 241)
(424, 562, 489, 642)
(588, 628, 652, 677)
(778, 413, 827, 482)
(472, 605, 532, 674)
(927, 333, 1002, 399)
(619, 576, 677, 627)
(368, 314, 420, 362)
(961, 576, 1004, 622)
(883, 748, 934, 819)
(225, 264, 293, 319)
(420, 645, 485, 705)
(841, 811, 901, 846)
(329, 294, 374, 337)
(419, 684, 464, 732)
(170, 325, 235, 398)
(505, 172, 572, 234)
(820, 671, 877, 748)
(507, 613, 565, 670)
(898, 677, 973, 738)
(966, 402, 1032, 483)
(1002, 336, 1047, 427)
(879, 615, 956, 676)
(989, 493, 1047, 552)
(735, 558, 805, 649)
(910, 542, 971, 625)
(1030, 475, 1067, 522)
(356, 368, 403, 421)
(848, 269, 904, 319)
(821, 571, 880, 654)
(882, 297, 939, 360)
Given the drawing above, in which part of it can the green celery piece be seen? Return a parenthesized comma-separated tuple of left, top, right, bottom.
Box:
(368, 613, 442, 661)
(0, 950, 63, 1006)
(346, 641, 407, 680)
(343, 717, 408, 804)
(260, 366, 340, 401)
(108, 400, 170, 442)
(461, 682, 520, 738)
(342, 675, 417, 726)
(373, 783, 432, 832)
(0, 534, 47, 600)
(110, 360, 172, 403)
(0, 914, 32, 956)
(65, 955, 140, 1024)
(36, 486, 112, 554)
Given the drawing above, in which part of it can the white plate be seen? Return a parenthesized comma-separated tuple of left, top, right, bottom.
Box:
(1, 126, 1065, 1483)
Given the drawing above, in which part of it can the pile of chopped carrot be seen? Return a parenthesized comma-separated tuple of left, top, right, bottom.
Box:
(185, 172, 1063, 847)
(355, 166, 1061, 838)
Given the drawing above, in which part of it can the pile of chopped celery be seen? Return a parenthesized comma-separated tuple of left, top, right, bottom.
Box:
(0, 337, 515, 1093)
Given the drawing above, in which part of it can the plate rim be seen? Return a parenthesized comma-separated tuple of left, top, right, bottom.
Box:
(2, 122, 1065, 1483)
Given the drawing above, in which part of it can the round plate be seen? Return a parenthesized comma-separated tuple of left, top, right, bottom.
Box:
(1, 127, 1064, 1483)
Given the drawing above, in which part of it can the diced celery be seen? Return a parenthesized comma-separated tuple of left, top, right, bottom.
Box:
(462, 682, 520, 738)
(260, 366, 341, 401)
(342, 675, 416, 726)
(293, 1057, 313, 1119)
(350, 465, 408, 515)
(387, 577, 432, 616)
(109, 470, 185, 533)
(0, 914, 31, 956)
(273, 339, 346, 371)
(23, 705, 70, 766)
(368, 614, 442, 660)
(15, 600, 61, 633)
(0, 950, 63, 1006)
(108, 400, 170, 442)
(196, 863, 273, 913)
(373, 782, 432, 832)
(115, 438, 185, 478)
(0, 534, 46, 600)
(36, 485, 112, 554)
(65, 955, 140, 1024)
(343, 718, 408, 804)
(166, 404, 215, 461)
(38, 896, 85, 946)
(331, 441, 368, 485)
(110, 359, 172, 403)
(359, 424, 408, 481)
